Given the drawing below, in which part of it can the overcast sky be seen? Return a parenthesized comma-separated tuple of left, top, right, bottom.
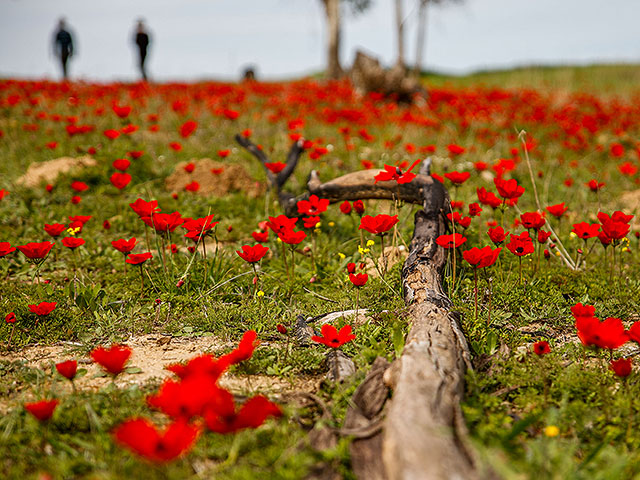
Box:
(1, 0, 639, 82)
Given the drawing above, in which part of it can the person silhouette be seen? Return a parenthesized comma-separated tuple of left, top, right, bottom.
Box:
(52, 18, 74, 80)
(133, 20, 150, 81)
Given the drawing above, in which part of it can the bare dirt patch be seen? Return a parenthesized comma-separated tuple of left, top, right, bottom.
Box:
(0, 334, 319, 412)
(165, 159, 265, 198)
(15, 156, 97, 189)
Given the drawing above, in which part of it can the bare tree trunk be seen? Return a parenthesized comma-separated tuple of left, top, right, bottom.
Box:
(394, 0, 405, 69)
(413, 0, 429, 77)
(324, 0, 343, 79)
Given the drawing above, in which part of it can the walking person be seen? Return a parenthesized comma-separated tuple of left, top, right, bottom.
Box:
(133, 19, 150, 81)
(52, 18, 74, 80)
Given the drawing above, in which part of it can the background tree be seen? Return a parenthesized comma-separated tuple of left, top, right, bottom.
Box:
(321, 0, 374, 79)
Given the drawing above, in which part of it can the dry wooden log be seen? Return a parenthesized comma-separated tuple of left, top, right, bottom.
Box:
(382, 196, 479, 480)
(236, 134, 481, 479)
(343, 357, 390, 480)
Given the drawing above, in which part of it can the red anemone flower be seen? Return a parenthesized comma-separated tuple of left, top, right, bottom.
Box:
(265, 162, 286, 174)
(141, 212, 185, 233)
(374, 159, 421, 184)
(91, 344, 132, 375)
(546, 203, 568, 218)
(70, 181, 89, 193)
(297, 195, 330, 215)
(113, 158, 131, 171)
(17, 241, 54, 262)
(182, 215, 219, 241)
(359, 214, 399, 236)
(252, 231, 269, 243)
(28, 301, 57, 316)
(520, 212, 546, 230)
(24, 399, 59, 422)
(349, 273, 369, 287)
(505, 232, 534, 256)
(462, 246, 501, 269)
(476, 187, 502, 209)
(571, 222, 600, 239)
(112, 238, 137, 254)
(62, 237, 85, 249)
(179, 120, 198, 138)
(532, 341, 551, 356)
(236, 244, 269, 263)
(586, 179, 605, 192)
(339, 201, 352, 214)
(0, 242, 16, 257)
(129, 198, 160, 218)
(126, 252, 153, 265)
(55, 360, 78, 381)
(487, 226, 508, 245)
(204, 394, 282, 434)
(44, 223, 66, 238)
(610, 358, 632, 378)
(435, 233, 467, 249)
(277, 229, 307, 245)
(312, 324, 356, 349)
(444, 171, 471, 185)
(494, 178, 525, 200)
(113, 418, 200, 463)
(110, 172, 132, 190)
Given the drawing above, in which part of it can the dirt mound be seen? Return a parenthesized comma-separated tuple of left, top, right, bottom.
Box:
(16, 156, 97, 188)
(165, 159, 265, 198)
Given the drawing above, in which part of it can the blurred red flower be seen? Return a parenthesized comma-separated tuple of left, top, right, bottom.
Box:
(91, 344, 132, 375)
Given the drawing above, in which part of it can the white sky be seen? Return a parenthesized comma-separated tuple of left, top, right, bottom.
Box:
(1, 0, 639, 81)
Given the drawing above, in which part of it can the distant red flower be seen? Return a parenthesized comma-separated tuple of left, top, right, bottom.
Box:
(537, 230, 552, 244)
(103, 129, 120, 140)
(169, 142, 182, 151)
(70, 181, 89, 193)
(0, 242, 16, 257)
(71, 195, 82, 205)
(179, 120, 198, 138)
(112, 238, 137, 254)
(110, 172, 131, 190)
(353, 200, 365, 215)
(533, 341, 551, 356)
(55, 360, 78, 381)
(444, 171, 471, 185)
(610, 358, 632, 377)
(183, 162, 195, 173)
(462, 246, 501, 269)
(297, 195, 329, 215)
(266, 215, 298, 235)
(5, 312, 16, 323)
(113, 418, 200, 463)
(487, 226, 508, 245)
(446, 212, 471, 229)
(359, 214, 398, 236)
(24, 399, 59, 422)
(265, 162, 286, 174)
(44, 223, 66, 238)
(619, 162, 637, 177)
(436, 233, 467, 249)
(185, 181, 200, 192)
(218, 149, 230, 158)
(302, 216, 320, 229)
(546, 203, 568, 218)
(494, 178, 524, 200)
(610, 143, 625, 158)
(349, 273, 368, 287)
(447, 144, 465, 156)
(586, 179, 604, 192)
(91, 344, 132, 375)
(61, 237, 85, 249)
(339, 201, 352, 214)
(506, 232, 534, 256)
(112, 104, 131, 118)
(236, 244, 269, 263)
(312, 324, 356, 349)
(28, 301, 57, 316)
(468, 202, 482, 217)
(570, 303, 595, 320)
(126, 252, 153, 265)
(182, 215, 219, 241)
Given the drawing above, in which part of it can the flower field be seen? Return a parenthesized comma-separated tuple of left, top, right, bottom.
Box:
(1, 65, 640, 478)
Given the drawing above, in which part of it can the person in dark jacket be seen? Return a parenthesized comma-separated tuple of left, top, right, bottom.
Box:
(133, 20, 150, 81)
(53, 18, 74, 80)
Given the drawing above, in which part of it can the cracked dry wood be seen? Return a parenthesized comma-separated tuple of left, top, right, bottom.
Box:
(383, 204, 479, 480)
